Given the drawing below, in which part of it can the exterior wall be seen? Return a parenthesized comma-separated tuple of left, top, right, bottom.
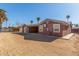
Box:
(24, 26, 29, 33)
(19, 27, 22, 32)
(71, 28, 79, 33)
(39, 21, 71, 37)
(19, 25, 29, 33)
(39, 21, 62, 37)
(62, 25, 71, 36)
(8, 27, 14, 32)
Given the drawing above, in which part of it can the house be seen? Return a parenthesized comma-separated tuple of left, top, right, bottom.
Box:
(2, 27, 18, 32)
(38, 19, 71, 37)
(19, 24, 38, 33)
(2, 27, 9, 32)
(19, 24, 29, 33)
(8, 27, 14, 32)
(71, 26, 79, 33)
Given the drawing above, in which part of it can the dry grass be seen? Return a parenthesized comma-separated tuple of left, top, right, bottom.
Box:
(0, 32, 78, 56)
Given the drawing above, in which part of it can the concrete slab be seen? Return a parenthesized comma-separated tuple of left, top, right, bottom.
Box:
(62, 33, 74, 40)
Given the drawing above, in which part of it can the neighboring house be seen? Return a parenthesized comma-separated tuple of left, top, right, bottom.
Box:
(71, 24, 79, 33)
(38, 19, 71, 37)
(71, 27, 79, 33)
(2, 27, 9, 32)
(8, 27, 14, 32)
(2, 27, 18, 32)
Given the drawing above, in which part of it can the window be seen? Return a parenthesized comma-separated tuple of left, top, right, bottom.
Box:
(43, 24, 46, 27)
(54, 29, 59, 31)
(53, 24, 60, 33)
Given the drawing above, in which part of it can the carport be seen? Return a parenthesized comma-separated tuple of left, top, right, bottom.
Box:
(28, 24, 38, 33)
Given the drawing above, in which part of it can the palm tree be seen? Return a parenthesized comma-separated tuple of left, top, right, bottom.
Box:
(66, 15, 70, 22)
(36, 17, 40, 24)
(30, 20, 33, 24)
(6, 18, 8, 28)
(69, 21, 73, 28)
(0, 9, 8, 31)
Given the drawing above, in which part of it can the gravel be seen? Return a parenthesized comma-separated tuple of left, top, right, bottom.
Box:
(0, 32, 78, 56)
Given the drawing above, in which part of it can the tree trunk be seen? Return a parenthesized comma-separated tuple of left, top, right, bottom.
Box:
(0, 22, 2, 32)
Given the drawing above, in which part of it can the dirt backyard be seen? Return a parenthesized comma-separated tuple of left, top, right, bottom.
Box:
(0, 32, 78, 56)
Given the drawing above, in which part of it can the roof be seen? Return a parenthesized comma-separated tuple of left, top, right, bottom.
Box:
(18, 24, 39, 28)
(27, 24, 39, 27)
(17, 24, 27, 28)
(40, 18, 70, 26)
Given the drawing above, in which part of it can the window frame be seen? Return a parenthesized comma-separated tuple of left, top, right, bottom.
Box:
(53, 24, 60, 33)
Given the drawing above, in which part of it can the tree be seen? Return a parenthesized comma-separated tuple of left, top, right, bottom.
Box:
(6, 18, 8, 28)
(0, 9, 8, 31)
(66, 15, 70, 22)
(75, 24, 79, 27)
(69, 21, 73, 28)
(30, 20, 33, 24)
(36, 17, 40, 24)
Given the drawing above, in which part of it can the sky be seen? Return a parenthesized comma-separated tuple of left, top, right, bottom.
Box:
(0, 3, 79, 27)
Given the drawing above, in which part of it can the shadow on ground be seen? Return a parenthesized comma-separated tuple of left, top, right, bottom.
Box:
(14, 33, 59, 42)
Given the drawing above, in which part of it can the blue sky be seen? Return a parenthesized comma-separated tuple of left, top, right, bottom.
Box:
(0, 3, 79, 27)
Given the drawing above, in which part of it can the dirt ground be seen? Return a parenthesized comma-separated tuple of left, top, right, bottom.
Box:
(0, 32, 78, 56)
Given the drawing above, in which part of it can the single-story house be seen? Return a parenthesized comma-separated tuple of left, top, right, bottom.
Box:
(19, 24, 38, 33)
(19, 24, 29, 33)
(2, 27, 19, 32)
(8, 27, 14, 32)
(38, 19, 71, 37)
(71, 27, 79, 33)
(2, 27, 9, 32)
